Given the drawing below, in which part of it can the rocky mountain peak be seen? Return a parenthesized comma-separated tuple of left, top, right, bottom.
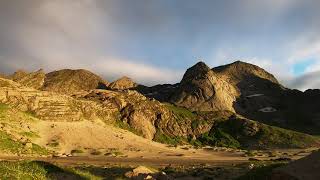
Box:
(212, 61, 279, 84)
(181, 61, 212, 84)
(43, 69, 109, 94)
(109, 76, 138, 90)
(170, 61, 237, 112)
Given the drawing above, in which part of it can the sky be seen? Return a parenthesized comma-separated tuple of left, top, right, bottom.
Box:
(0, 0, 320, 90)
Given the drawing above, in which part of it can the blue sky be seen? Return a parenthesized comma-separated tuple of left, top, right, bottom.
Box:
(0, 0, 320, 90)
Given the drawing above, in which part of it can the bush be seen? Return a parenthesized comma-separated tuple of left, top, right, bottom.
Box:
(198, 128, 241, 149)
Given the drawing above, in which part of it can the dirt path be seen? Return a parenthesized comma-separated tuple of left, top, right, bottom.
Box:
(0, 155, 248, 167)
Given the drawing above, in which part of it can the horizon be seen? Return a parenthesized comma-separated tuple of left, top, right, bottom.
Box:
(1, 0, 320, 90)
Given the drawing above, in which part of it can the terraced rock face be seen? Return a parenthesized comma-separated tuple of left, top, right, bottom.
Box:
(43, 69, 109, 95)
(170, 62, 238, 112)
(0, 78, 116, 122)
(0, 77, 186, 140)
(108, 76, 138, 90)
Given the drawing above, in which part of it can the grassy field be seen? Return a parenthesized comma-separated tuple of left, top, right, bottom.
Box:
(0, 161, 103, 180)
(0, 103, 49, 155)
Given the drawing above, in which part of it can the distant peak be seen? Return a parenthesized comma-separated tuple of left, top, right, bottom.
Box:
(180, 61, 212, 83)
(117, 76, 132, 81)
(109, 76, 137, 90)
(188, 61, 210, 72)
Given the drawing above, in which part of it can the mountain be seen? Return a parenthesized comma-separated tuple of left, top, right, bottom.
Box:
(1, 75, 316, 151)
(108, 76, 138, 90)
(8, 69, 109, 95)
(170, 62, 237, 112)
(42, 69, 109, 95)
(139, 61, 320, 135)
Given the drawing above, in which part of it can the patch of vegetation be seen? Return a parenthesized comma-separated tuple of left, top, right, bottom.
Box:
(191, 120, 202, 130)
(30, 144, 49, 156)
(236, 162, 287, 180)
(200, 117, 320, 150)
(153, 130, 185, 146)
(0, 130, 24, 153)
(254, 124, 319, 149)
(47, 140, 59, 148)
(0, 103, 9, 113)
(23, 110, 37, 118)
(164, 103, 197, 121)
(197, 128, 241, 148)
(0, 130, 48, 155)
(19, 131, 40, 138)
(0, 161, 102, 179)
(71, 149, 84, 154)
(114, 120, 143, 136)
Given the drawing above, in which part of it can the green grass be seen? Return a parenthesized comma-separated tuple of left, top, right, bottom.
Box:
(164, 103, 197, 121)
(254, 124, 319, 149)
(0, 104, 9, 119)
(114, 120, 143, 136)
(191, 116, 319, 150)
(19, 131, 40, 138)
(47, 141, 59, 148)
(0, 130, 48, 155)
(204, 117, 320, 150)
(0, 130, 24, 154)
(153, 130, 185, 146)
(0, 161, 102, 180)
(71, 149, 84, 154)
(197, 128, 241, 148)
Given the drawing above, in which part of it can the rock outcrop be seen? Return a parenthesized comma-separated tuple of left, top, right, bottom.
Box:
(0, 77, 115, 122)
(108, 76, 138, 90)
(42, 69, 109, 95)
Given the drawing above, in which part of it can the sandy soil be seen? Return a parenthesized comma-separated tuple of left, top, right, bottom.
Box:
(30, 119, 247, 162)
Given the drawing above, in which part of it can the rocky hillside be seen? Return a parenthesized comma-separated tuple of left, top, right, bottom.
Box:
(43, 69, 109, 95)
(9, 69, 45, 89)
(1, 76, 317, 150)
(1, 60, 320, 151)
(108, 76, 138, 90)
(8, 69, 110, 95)
(139, 61, 320, 135)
